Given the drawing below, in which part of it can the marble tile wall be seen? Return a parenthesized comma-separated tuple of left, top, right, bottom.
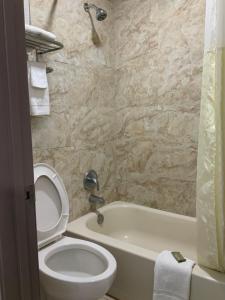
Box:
(30, 0, 205, 219)
(112, 0, 205, 216)
(30, 0, 116, 220)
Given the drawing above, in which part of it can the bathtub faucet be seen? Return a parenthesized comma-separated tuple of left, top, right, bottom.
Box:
(89, 194, 105, 205)
(89, 194, 105, 225)
(83, 170, 105, 225)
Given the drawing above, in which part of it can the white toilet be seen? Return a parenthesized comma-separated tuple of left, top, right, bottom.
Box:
(34, 163, 117, 300)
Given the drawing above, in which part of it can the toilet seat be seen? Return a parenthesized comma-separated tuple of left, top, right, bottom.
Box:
(39, 236, 117, 283)
(34, 163, 69, 248)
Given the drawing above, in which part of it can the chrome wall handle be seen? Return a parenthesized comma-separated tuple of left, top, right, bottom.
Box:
(83, 170, 99, 191)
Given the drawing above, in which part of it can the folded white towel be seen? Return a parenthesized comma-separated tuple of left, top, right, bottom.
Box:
(25, 24, 56, 41)
(153, 251, 195, 300)
(28, 62, 50, 116)
(30, 62, 48, 89)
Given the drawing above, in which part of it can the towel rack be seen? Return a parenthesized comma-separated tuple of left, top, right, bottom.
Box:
(25, 32, 64, 55)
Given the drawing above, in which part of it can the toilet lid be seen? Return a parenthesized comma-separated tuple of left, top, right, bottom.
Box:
(34, 163, 69, 249)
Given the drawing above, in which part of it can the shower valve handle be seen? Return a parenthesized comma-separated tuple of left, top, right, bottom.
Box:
(83, 170, 100, 191)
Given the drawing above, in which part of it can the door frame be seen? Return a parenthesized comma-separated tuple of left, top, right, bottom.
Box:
(0, 0, 40, 299)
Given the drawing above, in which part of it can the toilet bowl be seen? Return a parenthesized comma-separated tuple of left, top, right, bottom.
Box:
(39, 237, 116, 300)
(34, 163, 116, 300)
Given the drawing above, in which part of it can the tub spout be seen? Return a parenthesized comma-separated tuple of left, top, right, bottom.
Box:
(89, 194, 105, 205)
(95, 210, 104, 225)
(89, 194, 105, 225)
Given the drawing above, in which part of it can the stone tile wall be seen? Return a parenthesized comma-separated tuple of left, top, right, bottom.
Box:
(31, 0, 205, 218)
(112, 0, 205, 216)
(30, 0, 116, 220)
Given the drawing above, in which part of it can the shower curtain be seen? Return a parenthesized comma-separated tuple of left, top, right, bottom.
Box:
(197, 0, 225, 272)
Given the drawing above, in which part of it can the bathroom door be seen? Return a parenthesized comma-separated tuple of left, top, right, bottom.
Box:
(0, 0, 40, 299)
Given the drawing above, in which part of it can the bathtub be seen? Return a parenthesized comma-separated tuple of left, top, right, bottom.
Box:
(67, 202, 225, 300)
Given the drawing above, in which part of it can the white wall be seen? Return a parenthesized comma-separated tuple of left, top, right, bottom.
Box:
(24, 0, 30, 24)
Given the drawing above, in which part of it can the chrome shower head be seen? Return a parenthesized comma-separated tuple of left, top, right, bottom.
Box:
(96, 7, 107, 21)
(84, 3, 107, 21)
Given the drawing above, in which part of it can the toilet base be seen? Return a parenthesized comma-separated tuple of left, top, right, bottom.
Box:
(42, 293, 106, 300)
(41, 283, 107, 300)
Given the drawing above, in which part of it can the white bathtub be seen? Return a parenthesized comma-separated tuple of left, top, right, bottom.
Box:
(67, 202, 225, 300)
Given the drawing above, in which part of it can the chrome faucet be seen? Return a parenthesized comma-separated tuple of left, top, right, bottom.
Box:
(89, 194, 105, 205)
(89, 194, 105, 225)
(83, 170, 105, 225)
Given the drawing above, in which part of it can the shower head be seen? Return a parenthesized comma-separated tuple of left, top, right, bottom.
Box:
(96, 7, 107, 21)
(84, 3, 107, 21)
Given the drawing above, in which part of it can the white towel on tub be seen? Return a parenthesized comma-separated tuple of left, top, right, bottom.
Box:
(153, 251, 195, 300)
(28, 62, 50, 116)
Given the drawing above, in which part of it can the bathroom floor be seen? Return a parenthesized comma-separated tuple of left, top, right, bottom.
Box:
(101, 296, 115, 300)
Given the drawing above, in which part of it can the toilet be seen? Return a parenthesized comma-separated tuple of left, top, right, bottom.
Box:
(34, 163, 117, 300)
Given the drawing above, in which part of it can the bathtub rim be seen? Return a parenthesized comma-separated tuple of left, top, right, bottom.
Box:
(67, 201, 225, 285)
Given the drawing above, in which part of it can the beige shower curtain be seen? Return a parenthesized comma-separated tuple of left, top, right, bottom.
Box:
(197, 0, 225, 272)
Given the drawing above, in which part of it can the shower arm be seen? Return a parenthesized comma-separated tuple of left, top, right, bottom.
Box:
(84, 3, 98, 12)
(86, 9, 95, 28)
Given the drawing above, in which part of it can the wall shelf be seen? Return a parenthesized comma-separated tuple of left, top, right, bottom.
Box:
(25, 32, 64, 55)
